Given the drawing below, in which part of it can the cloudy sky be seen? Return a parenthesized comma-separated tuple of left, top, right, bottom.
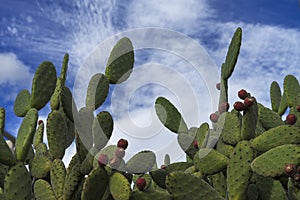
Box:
(1, 0, 300, 165)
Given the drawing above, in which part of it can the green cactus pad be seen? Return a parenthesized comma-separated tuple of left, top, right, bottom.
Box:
(71, 178, 85, 200)
(75, 130, 90, 163)
(241, 99, 258, 140)
(4, 163, 32, 200)
(227, 141, 254, 200)
(63, 162, 83, 200)
(284, 74, 300, 107)
(81, 167, 108, 200)
(30, 61, 57, 110)
(109, 172, 131, 200)
(165, 162, 193, 173)
(50, 77, 63, 110)
(93, 111, 113, 150)
(60, 53, 69, 83)
(254, 174, 287, 200)
(221, 27, 242, 80)
(13, 89, 30, 117)
(251, 144, 300, 177)
(288, 178, 300, 200)
(150, 168, 168, 189)
(80, 147, 98, 175)
(0, 136, 15, 166)
(177, 131, 198, 159)
(34, 179, 56, 200)
(155, 97, 188, 134)
(130, 190, 172, 200)
(93, 145, 118, 168)
(218, 78, 229, 107)
(278, 91, 289, 116)
(105, 37, 134, 84)
(50, 159, 66, 199)
(33, 122, 44, 148)
(46, 110, 67, 159)
(35, 142, 48, 156)
(76, 107, 94, 151)
(86, 73, 109, 110)
(246, 184, 259, 200)
(252, 125, 300, 152)
(126, 151, 156, 174)
(257, 103, 284, 130)
(61, 86, 76, 122)
(166, 171, 224, 200)
(0, 164, 8, 188)
(64, 116, 75, 149)
(30, 154, 52, 178)
(164, 154, 170, 166)
(15, 108, 38, 161)
(270, 81, 282, 112)
(194, 148, 229, 175)
(255, 121, 265, 137)
(196, 122, 210, 148)
(216, 139, 234, 158)
(218, 111, 242, 145)
(211, 172, 227, 198)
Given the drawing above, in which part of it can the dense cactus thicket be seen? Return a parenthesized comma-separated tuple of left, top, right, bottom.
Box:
(1, 28, 300, 199)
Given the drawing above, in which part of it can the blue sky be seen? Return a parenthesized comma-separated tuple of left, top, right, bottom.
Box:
(1, 0, 300, 164)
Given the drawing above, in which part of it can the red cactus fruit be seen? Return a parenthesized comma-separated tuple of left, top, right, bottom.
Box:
(244, 97, 255, 108)
(115, 148, 125, 159)
(216, 83, 221, 90)
(297, 105, 300, 112)
(286, 114, 297, 125)
(219, 102, 230, 114)
(233, 101, 245, 111)
(284, 163, 296, 177)
(238, 89, 248, 100)
(210, 113, 219, 123)
(193, 140, 199, 150)
(98, 154, 108, 168)
(136, 177, 147, 191)
(38, 120, 43, 125)
(161, 165, 166, 169)
(117, 138, 128, 150)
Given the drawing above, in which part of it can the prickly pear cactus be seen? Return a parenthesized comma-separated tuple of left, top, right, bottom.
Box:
(2, 28, 300, 200)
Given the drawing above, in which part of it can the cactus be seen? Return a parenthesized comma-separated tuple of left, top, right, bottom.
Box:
(81, 167, 108, 200)
(270, 81, 282, 112)
(4, 163, 32, 200)
(30, 61, 57, 110)
(227, 141, 254, 200)
(34, 179, 56, 200)
(46, 110, 67, 159)
(109, 172, 131, 200)
(15, 108, 38, 161)
(166, 171, 224, 200)
(105, 37, 134, 84)
(30, 154, 52, 178)
(3, 28, 300, 199)
(251, 144, 300, 177)
(50, 159, 66, 199)
(155, 96, 188, 133)
(86, 73, 109, 110)
(125, 151, 156, 174)
(251, 125, 300, 152)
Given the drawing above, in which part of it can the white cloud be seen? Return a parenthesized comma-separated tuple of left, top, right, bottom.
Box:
(0, 53, 32, 102)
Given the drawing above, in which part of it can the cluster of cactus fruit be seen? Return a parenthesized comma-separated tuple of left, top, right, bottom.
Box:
(0, 27, 300, 200)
